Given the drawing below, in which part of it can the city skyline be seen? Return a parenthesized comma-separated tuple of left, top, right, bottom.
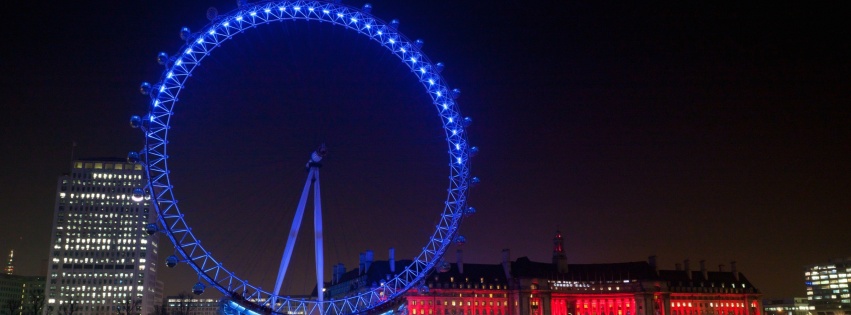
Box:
(2, 0, 850, 301)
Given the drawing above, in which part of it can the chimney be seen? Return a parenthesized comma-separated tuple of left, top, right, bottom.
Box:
(684, 259, 691, 279)
(389, 248, 395, 274)
(501, 249, 511, 279)
(359, 252, 365, 275)
(731, 261, 739, 281)
(700, 260, 707, 280)
(675, 263, 682, 271)
(364, 250, 374, 273)
(718, 264, 725, 272)
(648, 255, 658, 274)
(333, 263, 345, 283)
(457, 249, 464, 274)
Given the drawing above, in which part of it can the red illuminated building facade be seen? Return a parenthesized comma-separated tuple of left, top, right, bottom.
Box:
(325, 232, 762, 315)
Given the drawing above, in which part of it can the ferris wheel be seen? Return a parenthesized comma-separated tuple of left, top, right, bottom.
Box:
(129, 1, 478, 314)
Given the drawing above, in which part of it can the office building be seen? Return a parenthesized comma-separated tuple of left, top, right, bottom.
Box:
(44, 158, 159, 315)
(805, 257, 851, 315)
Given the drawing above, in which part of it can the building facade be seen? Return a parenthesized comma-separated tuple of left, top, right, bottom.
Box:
(44, 158, 159, 315)
(165, 295, 219, 315)
(324, 232, 762, 315)
(805, 257, 851, 315)
(1, 274, 45, 315)
(762, 297, 811, 315)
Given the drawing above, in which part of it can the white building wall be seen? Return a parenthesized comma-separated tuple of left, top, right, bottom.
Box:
(44, 159, 158, 315)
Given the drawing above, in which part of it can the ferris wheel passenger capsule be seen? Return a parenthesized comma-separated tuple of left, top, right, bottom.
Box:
(415, 39, 424, 49)
(206, 7, 219, 21)
(389, 19, 399, 29)
(464, 206, 476, 217)
(462, 116, 472, 127)
(362, 3, 372, 13)
(470, 177, 480, 187)
(131, 188, 145, 202)
(435, 62, 444, 73)
(179, 27, 191, 41)
(437, 260, 451, 273)
(145, 223, 158, 235)
(157, 52, 169, 65)
(417, 284, 429, 294)
(450, 88, 461, 99)
(469, 146, 479, 157)
(129, 115, 142, 128)
(127, 151, 140, 163)
(192, 282, 206, 295)
(454, 235, 466, 246)
(166, 255, 179, 268)
(139, 82, 152, 95)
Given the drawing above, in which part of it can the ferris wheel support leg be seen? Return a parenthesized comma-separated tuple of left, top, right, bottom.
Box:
(272, 167, 317, 302)
(313, 169, 324, 304)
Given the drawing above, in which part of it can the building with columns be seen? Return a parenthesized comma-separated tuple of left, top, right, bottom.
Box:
(325, 231, 762, 315)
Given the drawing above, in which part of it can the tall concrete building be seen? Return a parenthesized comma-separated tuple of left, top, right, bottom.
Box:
(44, 158, 159, 315)
(805, 257, 851, 315)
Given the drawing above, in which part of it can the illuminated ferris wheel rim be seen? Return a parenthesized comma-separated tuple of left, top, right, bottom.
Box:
(134, 1, 474, 314)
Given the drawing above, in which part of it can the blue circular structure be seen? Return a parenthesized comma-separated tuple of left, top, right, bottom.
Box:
(135, 1, 473, 315)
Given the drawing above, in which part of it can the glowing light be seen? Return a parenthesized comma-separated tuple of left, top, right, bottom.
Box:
(410, 57, 417, 63)
(309, 7, 314, 12)
(420, 67, 426, 74)
(236, 16, 243, 21)
(351, 17, 358, 23)
(196, 38, 203, 44)
(264, 8, 271, 13)
(278, 7, 285, 11)
(223, 22, 230, 26)
(388, 38, 396, 44)
(457, 157, 463, 164)
(167, 72, 174, 78)
(337, 13, 344, 17)
(455, 143, 460, 150)
(437, 91, 442, 97)
(366, 24, 371, 29)
(452, 129, 458, 135)
(323, 9, 330, 14)
(185, 48, 193, 54)
(377, 31, 383, 35)
(448, 117, 454, 123)
(400, 47, 407, 53)
(294, 6, 301, 10)
(428, 79, 435, 85)
(208, 29, 215, 35)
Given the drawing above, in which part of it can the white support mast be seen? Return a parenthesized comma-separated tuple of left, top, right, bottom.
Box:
(272, 144, 328, 305)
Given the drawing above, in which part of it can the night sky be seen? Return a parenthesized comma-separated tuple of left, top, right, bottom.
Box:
(2, 0, 849, 300)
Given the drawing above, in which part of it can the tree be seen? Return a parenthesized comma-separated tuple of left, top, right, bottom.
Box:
(4, 299, 22, 315)
(148, 303, 167, 315)
(116, 298, 141, 315)
(26, 290, 44, 315)
(172, 292, 196, 315)
(58, 300, 77, 315)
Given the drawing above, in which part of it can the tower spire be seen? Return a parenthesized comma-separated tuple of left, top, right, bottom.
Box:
(5, 249, 14, 275)
(553, 229, 567, 273)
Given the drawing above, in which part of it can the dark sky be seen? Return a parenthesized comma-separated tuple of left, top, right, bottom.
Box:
(2, 0, 849, 300)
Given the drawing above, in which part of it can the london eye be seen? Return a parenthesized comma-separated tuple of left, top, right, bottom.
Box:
(129, 1, 476, 314)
